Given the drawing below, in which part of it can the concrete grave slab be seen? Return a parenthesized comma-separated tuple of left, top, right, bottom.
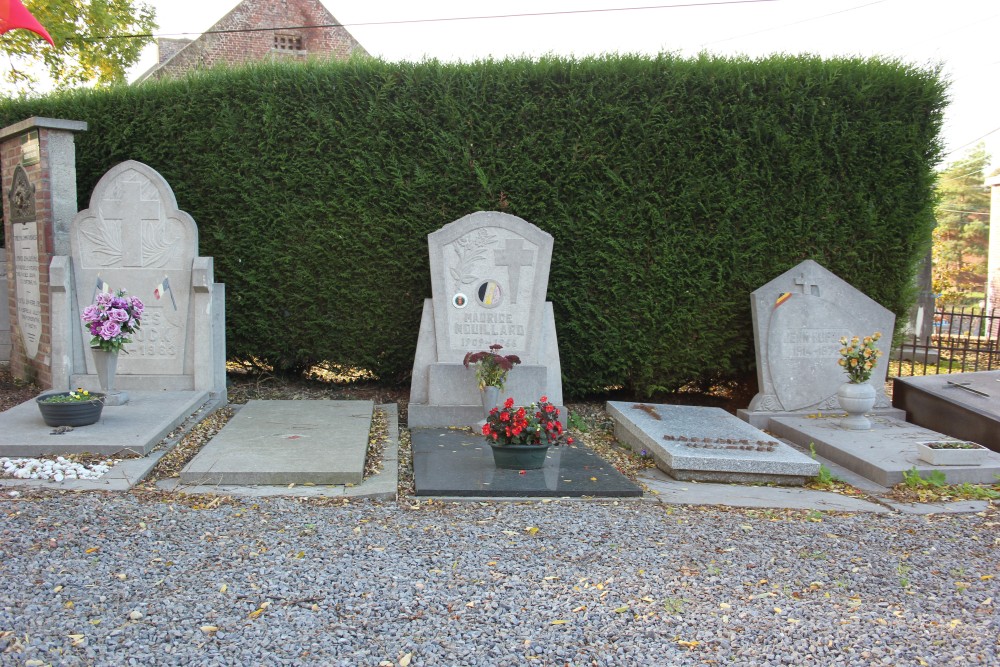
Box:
(0, 391, 211, 457)
(740, 260, 896, 428)
(409, 211, 563, 427)
(892, 370, 1000, 453)
(607, 401, 820, 484)
(411, 428, 641, 497)
(768, 414, 1000, 486)
(637, 468, 891, 513)
(180, 400, 373, 486)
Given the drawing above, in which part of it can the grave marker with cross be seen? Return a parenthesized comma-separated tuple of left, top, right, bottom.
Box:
(494, 238, 534, 305)
(794, 274, 819, 297)
(101, 179, 161, 267)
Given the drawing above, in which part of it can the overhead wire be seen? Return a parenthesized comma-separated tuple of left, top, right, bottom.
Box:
(84, 0, 779, 42)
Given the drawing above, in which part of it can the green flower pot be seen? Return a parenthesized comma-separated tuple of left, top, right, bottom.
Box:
(489, 443, 552, 470)
(36, 393, 105, 427)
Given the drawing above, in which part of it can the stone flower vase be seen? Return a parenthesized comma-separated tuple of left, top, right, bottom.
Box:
(480, 385, 501, 419)
(92, 348, 128, 406)
(836, 381, 876, 430)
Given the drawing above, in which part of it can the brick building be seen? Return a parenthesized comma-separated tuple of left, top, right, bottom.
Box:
(137, 0, 368, 81)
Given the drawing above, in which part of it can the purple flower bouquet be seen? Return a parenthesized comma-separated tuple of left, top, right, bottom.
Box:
(81, 289, 144, 353)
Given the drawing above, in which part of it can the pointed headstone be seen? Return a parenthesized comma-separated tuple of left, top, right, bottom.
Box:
(744, 260, 895, 420)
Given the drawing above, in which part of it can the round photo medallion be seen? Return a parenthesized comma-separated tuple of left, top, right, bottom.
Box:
(452, 293, 468, 308)
(476, 280, 503, 308)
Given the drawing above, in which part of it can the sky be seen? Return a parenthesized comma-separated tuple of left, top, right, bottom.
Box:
(130, 0, 1000, 172)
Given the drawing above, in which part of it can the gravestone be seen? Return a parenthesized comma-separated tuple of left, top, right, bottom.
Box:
(50, 160, 226, 397)
(738, 260, 900, 428)
(409, 211, 563, 427)
(607, 401, 819, 485)
(9, 169, 42, 360)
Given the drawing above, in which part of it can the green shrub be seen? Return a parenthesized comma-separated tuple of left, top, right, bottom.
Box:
(0, 54, 946, 395)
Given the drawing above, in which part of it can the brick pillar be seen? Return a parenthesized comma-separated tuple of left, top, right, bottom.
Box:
(1, 117, 87, 388)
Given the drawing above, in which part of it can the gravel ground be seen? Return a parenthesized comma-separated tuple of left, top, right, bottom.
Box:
(0, 493, 997, 666)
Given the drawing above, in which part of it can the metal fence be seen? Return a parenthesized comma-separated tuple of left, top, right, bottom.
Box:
(891, 307, 999, 377)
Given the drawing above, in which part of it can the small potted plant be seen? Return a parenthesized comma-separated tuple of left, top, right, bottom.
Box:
(835, 332, 883, 430)
(481, 395, 564, 469)
(463, 343, 521, 416)
(916, 440, 989, 466)
(37, 388, 105, 427)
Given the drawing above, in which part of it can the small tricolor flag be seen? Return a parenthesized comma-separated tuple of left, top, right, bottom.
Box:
(92, 277, 109, 302)
(154, 276, 177, 310)
(774, 292, 792, 308)
(0, 0, 55, 46)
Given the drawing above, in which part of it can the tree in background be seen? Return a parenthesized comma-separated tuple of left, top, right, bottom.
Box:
(0, 0, 156, 93)
(932, 143, 992, 305)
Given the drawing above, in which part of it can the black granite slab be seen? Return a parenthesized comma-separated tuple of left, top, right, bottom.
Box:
(412, 429, 642, 497)
(892, 371, 1000, 453)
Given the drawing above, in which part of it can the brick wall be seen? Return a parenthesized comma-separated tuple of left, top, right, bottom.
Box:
(150, 0, 367, 80)
(2, 130, 53, 387)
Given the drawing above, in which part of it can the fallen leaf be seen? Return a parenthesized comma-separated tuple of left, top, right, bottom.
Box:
(399, 652, 412, 667)
(550, 620, 568, 625)
(613, 606, 629, 613)
(200, 625, 218, 634)
(248, 601, 271, 620)
(677, 640, 699, 649)
(85, 547, 99, 554)
(525, 526, 539, 536)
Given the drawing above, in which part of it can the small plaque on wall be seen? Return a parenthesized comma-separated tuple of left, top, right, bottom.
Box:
(20, 130, 39, 166)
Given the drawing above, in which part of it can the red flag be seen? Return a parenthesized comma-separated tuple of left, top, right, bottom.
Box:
(0, 0, 54, 46)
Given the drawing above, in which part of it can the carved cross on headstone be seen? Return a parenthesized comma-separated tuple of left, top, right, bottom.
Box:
(494, 238, 534, 304)
(103, 180, 161, 267)
(794, 274, 819, 297)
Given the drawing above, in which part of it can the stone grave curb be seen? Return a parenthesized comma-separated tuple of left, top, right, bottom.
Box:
(154, 404, 398, 500)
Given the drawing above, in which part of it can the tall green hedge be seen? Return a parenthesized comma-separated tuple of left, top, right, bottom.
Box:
(0, 54, 946, 396)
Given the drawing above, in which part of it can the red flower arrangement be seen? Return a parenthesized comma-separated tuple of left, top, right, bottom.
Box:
(482, 395, 564, 446)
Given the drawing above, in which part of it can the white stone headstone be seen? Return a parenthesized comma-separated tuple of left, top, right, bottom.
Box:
(49, 160, 226, 397)
(11, 220, 41, 358)
(428, 211, 552, 363)
(747, 260, 895, 414)
(70, 161, 197, 377)
(8, 165, 41, 359)
(409, 211, 563, 427)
